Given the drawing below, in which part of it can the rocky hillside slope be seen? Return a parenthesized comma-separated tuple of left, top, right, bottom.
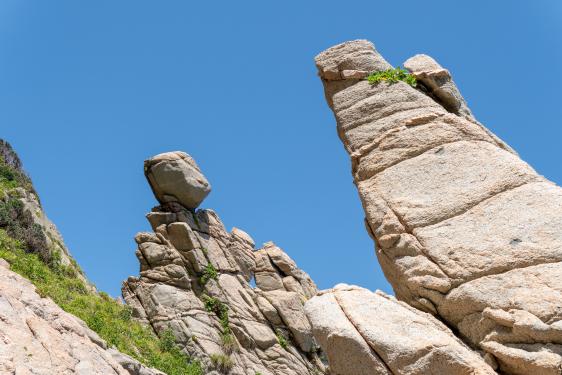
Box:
(0, 140, 201, 375)
(123, 151, 326, 375)
(308, 39, 562, 375)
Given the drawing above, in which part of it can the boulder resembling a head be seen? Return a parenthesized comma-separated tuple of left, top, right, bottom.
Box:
(144, 151, 211, 210)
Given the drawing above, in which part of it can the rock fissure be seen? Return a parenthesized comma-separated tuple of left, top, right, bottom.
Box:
(413, 179, 542, 231)
(333, 290, 397, 375)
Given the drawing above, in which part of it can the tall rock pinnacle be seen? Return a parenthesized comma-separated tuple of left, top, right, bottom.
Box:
(307, 39, 562, 374)
(145, 151, 211, 210)
(123, 152, 326, 375)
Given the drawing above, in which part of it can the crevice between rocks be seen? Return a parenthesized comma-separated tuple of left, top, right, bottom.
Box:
(332, 291, 397, 375)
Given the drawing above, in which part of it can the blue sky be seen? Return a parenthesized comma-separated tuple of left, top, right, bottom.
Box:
(1, 1, 561, 297)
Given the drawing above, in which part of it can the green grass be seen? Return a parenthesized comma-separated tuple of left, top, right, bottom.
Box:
(367, 67, 417, 87)
(0, 229, 203, 375)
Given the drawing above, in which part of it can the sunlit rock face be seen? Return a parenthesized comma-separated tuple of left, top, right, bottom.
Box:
(0, 259, 163, 375)
(311, 39, 562, 374)
(123, 151, 327, 375)
(305, 284, 496, 375)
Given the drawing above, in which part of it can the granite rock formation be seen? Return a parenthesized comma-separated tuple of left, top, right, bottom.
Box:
(311, 39, 562, 375)
(0, 259, 163, 375)
(305, 284, 496, 375)
(123, 152, 326, 375)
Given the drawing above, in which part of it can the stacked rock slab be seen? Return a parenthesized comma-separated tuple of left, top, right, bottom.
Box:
(0, 259, 163, 375)
(305, 284, 496, 375)
(123, 152, 326, 375)
(313, 39, 562, 374)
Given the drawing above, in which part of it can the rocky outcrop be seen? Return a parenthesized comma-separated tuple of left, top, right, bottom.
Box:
(306, 284, 496, 375)
(0, 259, 162, 375)
(123, 152, 326, 375)
(313, 39, 562, 374)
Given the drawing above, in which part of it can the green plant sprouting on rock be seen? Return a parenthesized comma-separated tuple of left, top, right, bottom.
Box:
(202, 293, 239, 368)
(199, 262, 218, 285)
(210, 353, 234, 373)
(276, 329, 289, 350)
(0, 230, 203, 375)
(367, 67, 417, 87)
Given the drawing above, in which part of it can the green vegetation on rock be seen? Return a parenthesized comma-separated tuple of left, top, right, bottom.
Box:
(367, 67, 417, 87)
(275, 329, 289, 350)
(199, 262, 218, 285)
(0, 230, 203, 375)
(210, 353, 233, 373)
(0, 158, 34, 196)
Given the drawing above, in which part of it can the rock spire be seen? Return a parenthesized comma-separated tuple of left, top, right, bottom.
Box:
(309, 39, 562, 375)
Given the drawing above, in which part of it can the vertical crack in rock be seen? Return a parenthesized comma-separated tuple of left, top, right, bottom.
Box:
(311, 39, 562, 375)
(122, 151, 327, 375)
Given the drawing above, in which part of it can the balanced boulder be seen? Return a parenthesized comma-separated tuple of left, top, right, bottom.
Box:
(144, 151, 211, 210)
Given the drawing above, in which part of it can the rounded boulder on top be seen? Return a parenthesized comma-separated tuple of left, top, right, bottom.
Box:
(144, 151, 211, 210)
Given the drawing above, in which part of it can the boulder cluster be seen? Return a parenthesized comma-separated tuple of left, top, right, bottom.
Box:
(310, 39, 562, 375)
(123, 152, 326, 374)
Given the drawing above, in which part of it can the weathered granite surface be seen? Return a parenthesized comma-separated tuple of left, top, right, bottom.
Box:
(313, 39, 562, 375)
(0, 259, 163, 375)
(306, 284, 497, 375)
(123, 152, 326, 375)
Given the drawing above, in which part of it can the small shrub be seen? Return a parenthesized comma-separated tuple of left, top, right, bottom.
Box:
(220, 332, 238, 354)
(210, 353, 233, 373)
(367, 67, 417, 87)
(276, 329, 289, 350)
(159, 328, 178, 352)
(199, 263, 218, 285)
(0, 196, 48, 257)
(202, 294, 230, 329)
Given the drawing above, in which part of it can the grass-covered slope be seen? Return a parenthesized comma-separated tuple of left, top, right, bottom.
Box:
(0, 140, 203, 375)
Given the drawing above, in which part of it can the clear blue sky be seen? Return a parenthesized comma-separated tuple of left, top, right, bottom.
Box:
(1, 1, 561, 297)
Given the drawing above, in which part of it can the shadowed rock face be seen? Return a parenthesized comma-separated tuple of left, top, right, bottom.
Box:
(123, 153, 326, 375)
(311, 40, 562, 374)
